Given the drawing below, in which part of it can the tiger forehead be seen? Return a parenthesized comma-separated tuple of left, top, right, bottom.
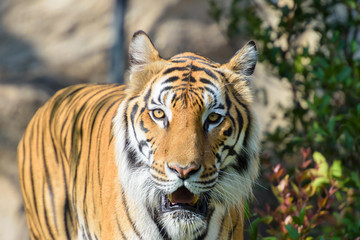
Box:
(170, 52, 220, 67)
(148, 53, 225, 109)
(158, 53, 223, 85)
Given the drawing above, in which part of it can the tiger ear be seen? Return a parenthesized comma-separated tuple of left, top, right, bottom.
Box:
(128, 31, 167, 92)
(129, 31, 161, 70)
(222, 41, 257, 78)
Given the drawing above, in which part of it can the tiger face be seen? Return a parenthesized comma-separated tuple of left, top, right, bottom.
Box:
(113, 31, 259, 239)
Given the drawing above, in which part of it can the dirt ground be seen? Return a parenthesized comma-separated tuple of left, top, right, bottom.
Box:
(0, 0, 290, 239)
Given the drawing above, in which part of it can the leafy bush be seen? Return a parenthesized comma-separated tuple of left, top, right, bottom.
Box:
(209, 0, 360, 238)
(250, 149, 343, 239)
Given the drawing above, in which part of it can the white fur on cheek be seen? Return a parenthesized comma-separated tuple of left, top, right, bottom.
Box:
(112, 102, 163, 239)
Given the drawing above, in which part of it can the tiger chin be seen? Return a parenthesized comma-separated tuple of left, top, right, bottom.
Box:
(18, 30, 260, 240)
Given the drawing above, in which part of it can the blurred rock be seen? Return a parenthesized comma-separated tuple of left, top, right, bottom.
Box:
(1, 0, 113, 83)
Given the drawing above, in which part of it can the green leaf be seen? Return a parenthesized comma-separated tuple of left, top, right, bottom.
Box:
(292, 216, 302, 225)
(330, 160, 342, 178)
(344, 131, 354, 149)
(249, 217, 271, 240)
(249, 221, 258, 240)
(285, 224, 300, 239)
(346, 0, 356, 9)
(313, 68, 325, 80)
(350, 172, 360, 188)
(312, 57, 329, 68)
(336, 66, 352, 82)
(313, 152, 328, 177)
(350, 40, 357, 53)
(299, 207, 306, 225)
(312, 176, 330, 187)
(328, 117, 336, 135)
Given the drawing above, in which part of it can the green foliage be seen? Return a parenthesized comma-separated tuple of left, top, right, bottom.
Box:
(250, 149, 342, 239)
(209, 0, 360, 162)
(209, 0, 360, 238)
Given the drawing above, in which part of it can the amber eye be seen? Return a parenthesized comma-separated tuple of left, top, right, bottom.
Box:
(207, 113, 221, 124)
(152, 109, 165, 120)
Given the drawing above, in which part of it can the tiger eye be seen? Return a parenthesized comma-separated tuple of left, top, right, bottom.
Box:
(153, 109, 165, 119)
(208, 113, 221, 123)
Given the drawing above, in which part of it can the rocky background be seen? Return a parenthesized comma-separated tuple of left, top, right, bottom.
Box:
(0, 0, 290, 239)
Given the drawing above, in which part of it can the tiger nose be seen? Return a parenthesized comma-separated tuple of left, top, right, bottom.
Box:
(168, 163, 200, 179)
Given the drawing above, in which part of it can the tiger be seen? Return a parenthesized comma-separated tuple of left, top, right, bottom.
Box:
(18, 30, 260, 240)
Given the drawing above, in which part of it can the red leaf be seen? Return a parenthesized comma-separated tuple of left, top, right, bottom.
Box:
(301, 147, 311, 160)
(301, 159, 312, 169)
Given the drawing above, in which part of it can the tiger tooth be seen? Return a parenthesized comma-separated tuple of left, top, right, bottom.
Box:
(191, 195, 199, 206)
(168, 194, 174, 203)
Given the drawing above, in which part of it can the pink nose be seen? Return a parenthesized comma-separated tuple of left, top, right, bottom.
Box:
(168, 164, 200, 179)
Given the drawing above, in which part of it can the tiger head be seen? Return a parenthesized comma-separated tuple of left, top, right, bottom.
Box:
(113, 31, 259, 239)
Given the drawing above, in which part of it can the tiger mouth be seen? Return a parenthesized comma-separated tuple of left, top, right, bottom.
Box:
(160, 187, 208, 218)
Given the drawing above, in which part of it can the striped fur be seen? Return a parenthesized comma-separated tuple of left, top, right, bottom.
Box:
(18, 31, 260, 240)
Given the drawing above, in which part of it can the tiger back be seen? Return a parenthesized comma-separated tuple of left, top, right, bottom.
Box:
(18, 31, 260, 240)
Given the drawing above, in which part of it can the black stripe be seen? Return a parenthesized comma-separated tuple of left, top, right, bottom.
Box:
(162, 76, 179, 84)
(159, 86, 175, 95)
(200, 78, 217, 88)
(42, 127, 58, 234)
(116, 215, 127, 239)
(204, 86, 216, 97)
(216, 213, 227, 240)
(189, 75, 196, 82)
(173, 55, 203, 60)
(140, 119, 149, 133)
(223, 127, 233, 137)
(235, 107, 244, 139)
(225, 94, 232, 110)
(150, 204, 171, 240)
(30, 118, 45, 236)
(197, 207, 215, 240)
(131, 103, 139, 123)
(125, 146, 145, 170)
(42, 181, 55, 239)
(234, 152, 249, 174)
(95, 97, 123, 191)
(194, 178, 217, 185)
(215, 153, 221, 163)
(232, 91, 251, 151)
(139, 140, 148, 154)
(173, 55, 212, 64)
(121, 188, 143, 239)
(30, 230, 40, 240)
(171, 59, 187, 63)
(215, 70, 225, 77)
(143, 88, 152, 103)
(70, 103, 86, 174)
(191, 66, 218, 81)
(163, 66, 188, 74)
(227, 213, 239, 240)
(129, 103, 139, 144)
(198, 60, 218, 67)
(214, 103, 225, 110)
(28, 123, 42, 236)
(63, 194, 71, 240)
(63, 87, 107, 159)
